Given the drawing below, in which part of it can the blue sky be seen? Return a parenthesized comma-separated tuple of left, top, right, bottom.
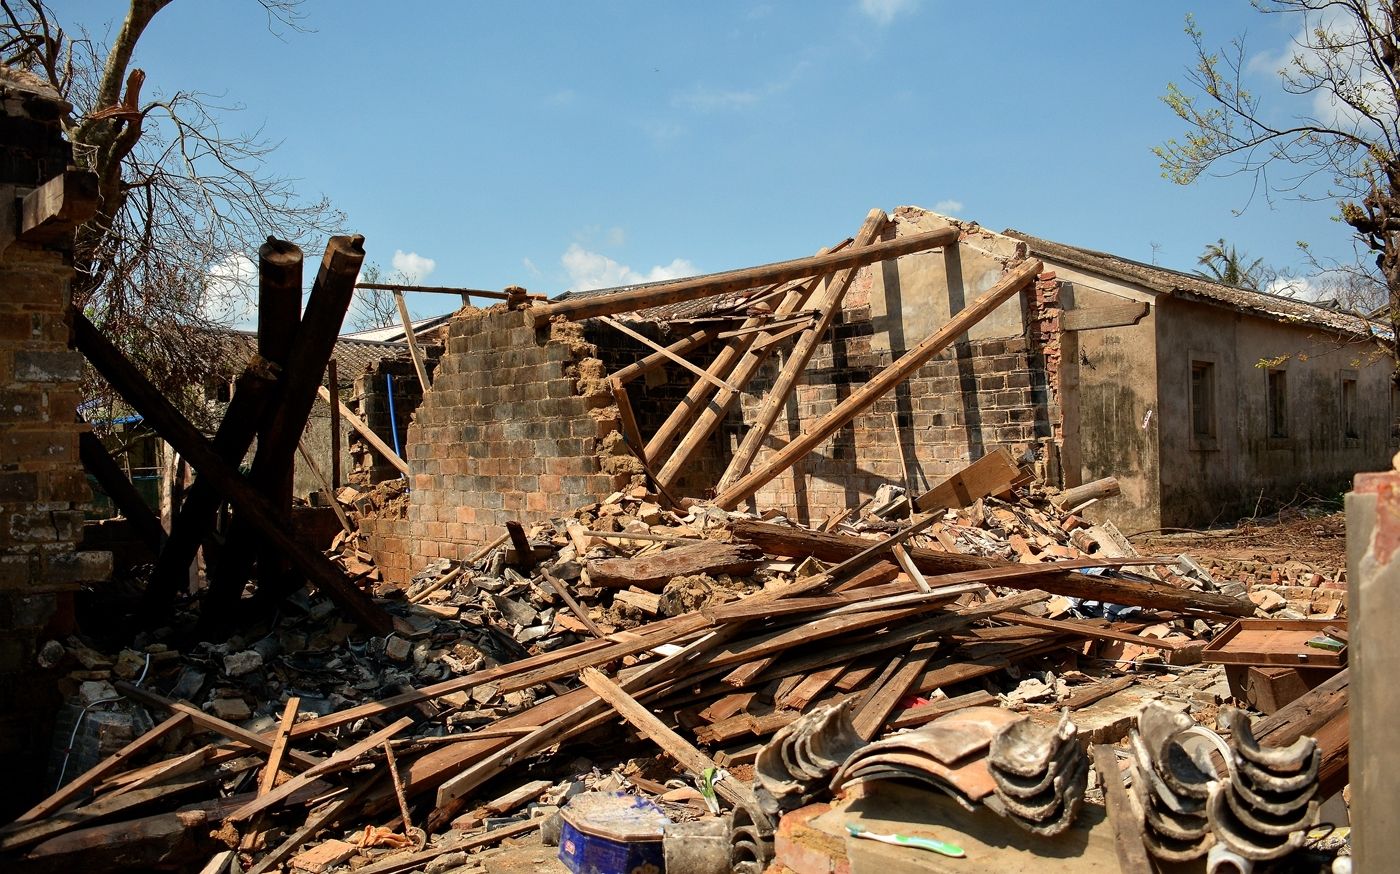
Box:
(67, 1, 1354, 324)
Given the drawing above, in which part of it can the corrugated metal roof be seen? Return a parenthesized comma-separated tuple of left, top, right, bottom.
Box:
(1005, 229, 1384, 338)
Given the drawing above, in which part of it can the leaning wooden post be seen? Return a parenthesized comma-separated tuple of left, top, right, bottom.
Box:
(255, 236, 304, 599)
(77, 430, 166, 554)
(716, 209, 889, 491)
(393, 289, 431, 390)
(142, 355, 279, 615)
(713, 258, 1043, 510)
(327, 358, 341, 490)
(71, 309, 393, 634)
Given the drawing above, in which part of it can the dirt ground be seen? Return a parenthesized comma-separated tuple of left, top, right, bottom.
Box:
(1134, 509, 1348, 585)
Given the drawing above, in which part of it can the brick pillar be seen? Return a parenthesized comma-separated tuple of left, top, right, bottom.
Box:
(0, 66, 113, 816)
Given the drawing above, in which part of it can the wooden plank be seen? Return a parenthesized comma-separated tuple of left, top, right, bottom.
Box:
(914, 448, 1024, 513)
(505, 520, 534, 571)
(1062, 301, 1150, 332)
(715, 258, 1042, 509)
(852, 649, 934, 740)
(611, 327, 719, 385)
(891, 543, 931, 592)
(528, 224, 958, 326)
(1062, 675, 1135, 711)
(115, 685, 322, 770)
(245, 775, 383, 874)
(579, 667, 765, 819)
(13, 713, 189, 822)
(613, 588, 662, 615)
(1091, 745, 1154, 874)
(716, 209, 887, 490)
(888, 690, 997, 730)
(393, 289, 432, 390)
(17, 169, 98, 243)
(227, 717, 414, 822)
(297, 443, 354, 536)
(729, 519, 1252, 616)
(781, 665, 846, 709)
(993, 611, 1187, 651)
(0, 774, 211, 851)
(316, 384, 410, 475)
(258, 697, 301, 796)
(600, 316, 740, 393)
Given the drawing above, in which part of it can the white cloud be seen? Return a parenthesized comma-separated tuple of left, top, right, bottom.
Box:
(1265, 276, 1320, 300)
(561, 244, 697, 291)
(201, 253, 258, 330)
(605, 226, 627, 247)
(858, 0, 919, 26)
(522, 257, 542, 277)
(391, 250, 436, 284)
(933, 199, 964, 215)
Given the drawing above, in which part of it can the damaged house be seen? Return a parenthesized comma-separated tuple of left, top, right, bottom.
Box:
(358, 207, 1392, 582)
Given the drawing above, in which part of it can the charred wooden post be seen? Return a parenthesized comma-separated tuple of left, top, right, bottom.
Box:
(142, 355, 278, 616)
(71, 308, 392, 634)
(77, 430, 166, 554)
(327, 358, 341, 490)
(254, 236, 304, 599)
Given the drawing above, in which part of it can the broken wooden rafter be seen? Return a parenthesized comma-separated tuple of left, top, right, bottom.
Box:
(317, 384, 411, 476)
(729, 518, 1252, 616)
(355, 281, 547, 302)
(599, 315, 740, 393)
(611, 326, 719, 385)
(717, 208, 887, 491)
(714, 257, 1043, 509)
(393, 289, 432, 390)
(17, 169, 99, 245)
(71, 308, 394, 634)
(527, 224, 959, 325)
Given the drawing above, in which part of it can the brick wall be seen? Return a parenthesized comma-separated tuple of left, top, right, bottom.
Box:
(598, 270, 1061, 526)
(0, 67, 113, 816)
(348, 355, 432, 488)
(361, 308, 639, 585)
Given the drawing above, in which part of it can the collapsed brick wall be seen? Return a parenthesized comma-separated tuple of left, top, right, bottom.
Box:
(0, 68, 113, 816)
(599, 268, 1061, 526)
(360, 308, 641, 585)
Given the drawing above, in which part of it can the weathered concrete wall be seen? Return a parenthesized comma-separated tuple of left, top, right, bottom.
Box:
(1050, 264, 1162, 534)
(0, 68, 112, 816)
(1155, 296, 1392, 527)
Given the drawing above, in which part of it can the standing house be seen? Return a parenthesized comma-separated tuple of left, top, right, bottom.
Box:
(1009, 230, 1394, 533)
(359, 207, 1393, 582)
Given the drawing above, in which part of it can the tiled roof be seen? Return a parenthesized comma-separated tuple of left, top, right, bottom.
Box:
(1005, 230, 1383, 338)
(205, 328, 416, 389)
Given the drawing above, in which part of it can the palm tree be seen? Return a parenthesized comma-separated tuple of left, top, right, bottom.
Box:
(1195, 238, 1267, 290)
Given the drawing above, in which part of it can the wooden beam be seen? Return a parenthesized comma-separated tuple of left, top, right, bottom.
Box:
(611, 327, 719, 385)
(653, 276, 824, 489)
(599, 316, 740, 393)
(542, 572, 605, 638)
(579, 667, 764, 817)
(356, 282, 547, 301)
(316, 384, 411, 476)
(728, 518, 1252, 616)
(77, 430, 166, 554)
(297, 441, 353, 536)
(70, 307, 394, 634)
(115, 685, 322, 770)
(1056, 476, 1121, 510)
(888, 690, 997, 729)
(715, 258, 1042, 509)
(528, 225, 959, 325)
(1062, 301, 1150, 332)
(245, 775, 383, 874)
(717, 209, 886, 490)
(393, 289, 432, 390)
(17, 169, 99, 244)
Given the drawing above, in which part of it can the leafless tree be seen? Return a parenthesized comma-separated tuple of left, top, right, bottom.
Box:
(1, 0, 343, 428)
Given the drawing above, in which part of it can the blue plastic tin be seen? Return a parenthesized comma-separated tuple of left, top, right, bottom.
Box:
(558, 791, 670, 874)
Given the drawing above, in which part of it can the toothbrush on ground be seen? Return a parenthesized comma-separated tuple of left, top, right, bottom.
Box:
(847, 823, 965, 858)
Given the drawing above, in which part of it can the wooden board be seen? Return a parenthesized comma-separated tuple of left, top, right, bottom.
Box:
(1202, 618, 1348, 668)
(914, 448, 1025, 513)
(587, 540, 763, 590)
